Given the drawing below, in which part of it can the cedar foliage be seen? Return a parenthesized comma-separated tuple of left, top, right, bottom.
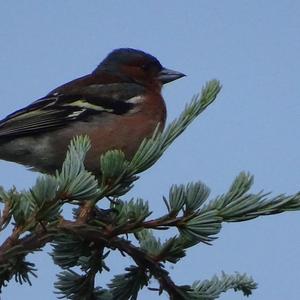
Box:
(0, 80, 299, 299)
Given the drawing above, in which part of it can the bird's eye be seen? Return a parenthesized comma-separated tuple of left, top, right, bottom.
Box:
(140, 64, 149, 71)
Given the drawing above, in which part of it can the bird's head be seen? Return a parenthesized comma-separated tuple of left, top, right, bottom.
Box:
(94, 48, 185, 87)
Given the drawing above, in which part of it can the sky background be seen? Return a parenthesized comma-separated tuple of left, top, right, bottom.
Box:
(1, 1, 300, 299)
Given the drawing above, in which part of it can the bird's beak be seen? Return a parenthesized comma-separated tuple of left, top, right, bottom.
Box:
(158, 68, 186, 84)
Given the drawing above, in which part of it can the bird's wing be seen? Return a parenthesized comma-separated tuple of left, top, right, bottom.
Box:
(0, 83, 144, 138)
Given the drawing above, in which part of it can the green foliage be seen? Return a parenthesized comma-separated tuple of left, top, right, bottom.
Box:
(108, 266, 149, 300)
(100, 150, 133, 197)
(128, 80, 221, 174)
(0, 255, 37, 290)
(55, 269, 111, 300)
(137, 230, 186, 263)
(51, 234, 95, 269)
(57, 136, 99, 202)
(112, 198, 151, 227)
(187, 272, 257, 299)
(0, 79, 299, 299)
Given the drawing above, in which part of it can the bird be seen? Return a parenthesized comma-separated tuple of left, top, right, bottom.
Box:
(0, 48, 185, 174)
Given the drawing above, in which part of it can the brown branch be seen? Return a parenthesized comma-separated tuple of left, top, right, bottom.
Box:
(0, 192, 97, 263)
(0, 201, 194, 299)
(0, 218, 186, 299)
(109, 238, 186, 299)
(0, 225, 25, 254)
(0, 201, 12, 230)
(0, 226, 54, 263)
(76, 201, 95, 224)
(58, 222, 185, 299)
(0, 209, 185, 262)
(109, 212, 195, 237)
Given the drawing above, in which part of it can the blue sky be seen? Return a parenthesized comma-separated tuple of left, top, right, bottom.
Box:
(1, 1, 300, 299)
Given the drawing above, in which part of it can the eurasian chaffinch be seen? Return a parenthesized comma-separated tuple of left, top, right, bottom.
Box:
(0, 48, 185, 174)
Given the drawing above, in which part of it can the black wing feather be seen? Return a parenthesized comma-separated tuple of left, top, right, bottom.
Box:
(0, 83, 143, 138)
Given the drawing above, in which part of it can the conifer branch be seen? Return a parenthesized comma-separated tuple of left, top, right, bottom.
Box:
(0, 79, 297, 299)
